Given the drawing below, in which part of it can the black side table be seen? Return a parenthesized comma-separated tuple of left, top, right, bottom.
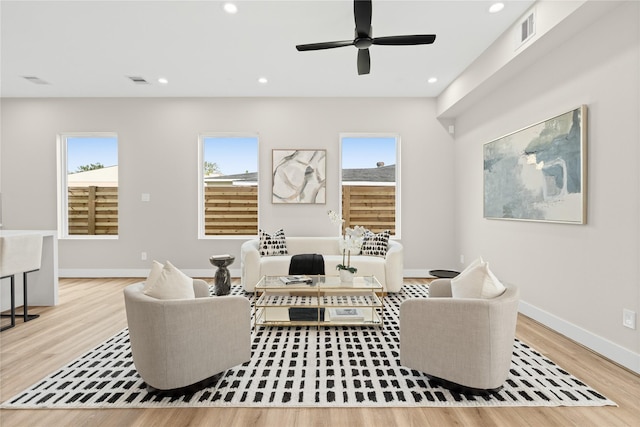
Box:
(209, 255, 235, 296)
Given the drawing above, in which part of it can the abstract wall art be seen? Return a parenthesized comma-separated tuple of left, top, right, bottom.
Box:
(272, 149, 326, 204)
(483, 105, 587, 224)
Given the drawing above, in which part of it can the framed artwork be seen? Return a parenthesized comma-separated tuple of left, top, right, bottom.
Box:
(483, 105, 587, 224)
(272, 149, 326, 204)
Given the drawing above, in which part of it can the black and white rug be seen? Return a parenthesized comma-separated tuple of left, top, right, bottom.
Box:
(1, 285, 616, 408)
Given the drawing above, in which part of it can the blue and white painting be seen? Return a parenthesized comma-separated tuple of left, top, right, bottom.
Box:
(272, 149, 326, 203)
(483, 105, 587, 224)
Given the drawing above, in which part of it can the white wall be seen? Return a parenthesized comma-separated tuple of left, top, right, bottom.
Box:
(451, 2, 639, 372)
(0, 97, 457, 277)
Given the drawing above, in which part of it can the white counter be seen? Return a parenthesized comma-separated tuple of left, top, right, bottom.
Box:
(1, 230, 59, 311)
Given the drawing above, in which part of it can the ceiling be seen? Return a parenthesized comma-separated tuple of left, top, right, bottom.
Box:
(1, 0, 535, 98)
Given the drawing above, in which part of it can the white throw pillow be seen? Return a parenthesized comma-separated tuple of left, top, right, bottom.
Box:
(142, 260, 164, 293)
(450, 257, 506, 299)
(143, 260, 195, 300)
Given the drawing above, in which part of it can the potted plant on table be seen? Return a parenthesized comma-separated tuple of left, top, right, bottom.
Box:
(328, 210, 366, 283)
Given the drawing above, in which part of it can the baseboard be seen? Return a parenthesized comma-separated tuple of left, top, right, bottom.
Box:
(59, 269, 148, 278)
(403, 269, 432, 278)
(59, 268, 241, 279)
(519, 300, 640, 375)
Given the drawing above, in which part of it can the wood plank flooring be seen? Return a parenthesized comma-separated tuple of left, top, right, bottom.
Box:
(1, 278, 638, 427)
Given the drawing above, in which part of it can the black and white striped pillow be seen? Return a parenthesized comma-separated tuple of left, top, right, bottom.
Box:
(259, 229, 288, 256)
(361, 229, 390, 257)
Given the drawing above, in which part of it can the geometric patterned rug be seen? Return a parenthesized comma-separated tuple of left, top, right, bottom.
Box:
(1, 285, 616, 408)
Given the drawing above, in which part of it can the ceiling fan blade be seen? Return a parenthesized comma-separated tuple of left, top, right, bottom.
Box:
(372, 34, 436, 46)
(296, 40, 354, 51)
(354, 0, 372, 37)
(357, 48, 370, 75)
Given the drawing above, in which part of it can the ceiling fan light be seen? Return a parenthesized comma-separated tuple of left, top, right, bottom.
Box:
(489, 3, 505, 13)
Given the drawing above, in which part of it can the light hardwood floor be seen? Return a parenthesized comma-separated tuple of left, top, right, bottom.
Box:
(1, 278, 638, 427)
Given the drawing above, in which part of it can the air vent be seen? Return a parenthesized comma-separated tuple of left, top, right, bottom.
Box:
(22, 76, 50, 85)
(520, 11, 535, 44)
(127, 76, 149, 85)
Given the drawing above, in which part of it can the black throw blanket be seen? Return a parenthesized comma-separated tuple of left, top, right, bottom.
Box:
(288, 253, 325, 275)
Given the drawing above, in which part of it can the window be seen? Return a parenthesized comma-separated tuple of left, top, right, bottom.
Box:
(198, 134, 259, 237)
(57, 133, 118, 238)
(340, 134, 400, 237)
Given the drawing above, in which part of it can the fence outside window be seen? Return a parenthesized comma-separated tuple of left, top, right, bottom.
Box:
(67, 184, 394, 236)
(68, 186, 118, 235)
(342, 185, 395, 235)
(203, 185, 259, 235)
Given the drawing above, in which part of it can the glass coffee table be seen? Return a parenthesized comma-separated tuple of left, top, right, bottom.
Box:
(254, 275, 384, 329)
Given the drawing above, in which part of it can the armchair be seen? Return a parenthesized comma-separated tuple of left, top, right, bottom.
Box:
(123, 280, 251, 393)
(400, 278, 519, 393)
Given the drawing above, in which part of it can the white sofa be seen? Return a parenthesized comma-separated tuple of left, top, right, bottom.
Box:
(240, 236, 403, 292)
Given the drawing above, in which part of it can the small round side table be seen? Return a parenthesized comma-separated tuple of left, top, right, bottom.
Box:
(209, 255, 235, 296)
(428, 269, 460, 279)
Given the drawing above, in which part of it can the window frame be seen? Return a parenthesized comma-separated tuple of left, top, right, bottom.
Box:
(197, 133, 260, 239)
(56, 132, 119, 240)
(339, 132, 401, 239)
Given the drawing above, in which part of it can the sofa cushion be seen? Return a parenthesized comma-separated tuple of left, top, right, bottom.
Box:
(259, 228, 288, 256)
(450, 257, 505, 299)
(361, 229, 390, 257)
(143, 260, 195, 300)
(260, 255, 293, 277)
(286, 237, 342, 255)
(260, 254, 386, 282)
(345, 255, 387, 281)
(142, 260, 164, 293)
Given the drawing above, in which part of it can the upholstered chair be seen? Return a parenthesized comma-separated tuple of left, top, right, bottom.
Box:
(400, 278, 520, 393)
(123, 280, 251, 393)
(0, 234, 43, 331)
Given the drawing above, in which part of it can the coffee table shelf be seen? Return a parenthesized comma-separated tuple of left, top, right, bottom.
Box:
(254, 275, 384, 329)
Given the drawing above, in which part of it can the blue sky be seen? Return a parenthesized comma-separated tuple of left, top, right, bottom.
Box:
(204, 136, 258, 175)
(67, 135, 396, 175)
(205, 136, 396, 175)
(341, 136, 396, 169)
(67, 136, 118, 173)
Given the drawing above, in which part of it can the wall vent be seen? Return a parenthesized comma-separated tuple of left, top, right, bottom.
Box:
(520, 11, 535, 44)
(22, 76, 50, 85)
(127, 76, 149, 85)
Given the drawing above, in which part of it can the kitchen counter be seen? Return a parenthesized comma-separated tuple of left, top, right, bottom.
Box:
(1, 230, 59, 311)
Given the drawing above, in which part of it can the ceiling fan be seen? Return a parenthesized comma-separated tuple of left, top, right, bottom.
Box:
(295, 0, 436, 75)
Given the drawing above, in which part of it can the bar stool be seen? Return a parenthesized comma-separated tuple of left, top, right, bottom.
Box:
(1, 234, 43, 331)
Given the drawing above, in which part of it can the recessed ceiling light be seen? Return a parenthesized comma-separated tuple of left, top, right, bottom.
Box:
(258, 77, 268, 84)
(158, 77, 168, 84)
(489, 2, 505, 13)
(427, 77, 438, 84)
(223, 3, 238, 14)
